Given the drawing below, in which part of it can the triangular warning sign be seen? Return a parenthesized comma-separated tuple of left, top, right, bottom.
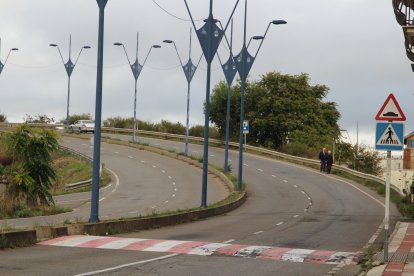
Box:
(376, 124, 403, 146)
(375, 93, 406, 121)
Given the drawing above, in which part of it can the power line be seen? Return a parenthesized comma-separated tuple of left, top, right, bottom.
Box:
(151, 0, 203, 22)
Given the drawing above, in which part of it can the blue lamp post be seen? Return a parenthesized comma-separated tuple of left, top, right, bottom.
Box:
(218, 21, 237, 173)
(184, 0, 239, 208)
(89, 0, 108, 223)
(114, 34, 161, 143)
(50, 35, 91, 129)
(234, 0, 286, 192)
(0, 38, 18, 77)
(163, 30, 203, 156)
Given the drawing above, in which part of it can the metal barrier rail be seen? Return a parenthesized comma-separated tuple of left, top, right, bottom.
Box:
(0, 123, 402, 195)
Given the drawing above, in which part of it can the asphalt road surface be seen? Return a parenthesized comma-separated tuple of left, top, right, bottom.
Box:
(0, 134, 397, 275)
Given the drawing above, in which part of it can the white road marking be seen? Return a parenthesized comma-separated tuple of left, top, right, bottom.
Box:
(128, 156, 134, 159)
(99, 197, 106, 202)
(210, 154, 215, 157)
(152, 165, 157, 168)
(283, 180, 288, 183)
(73, 253, 179, 276)
(168, 176, 172, 179)
(301, 191, 306, 194)
(293, 185, 298, 188)
(140, 160, 146, 163)
(222, 239, 235, 244)
(189, 243, 229, 256)
(114, 152, 119, 154)
(293, 215, 299, 218)
(161, 170, 166, 174)
(276, 222, 284, 226)
(164, 200, 169, 204)
(172, 194, 176, 197)
(272, 175, 276, 178)
(145, 240, 188, 252)
(244, 164, 249, 167)
(174, 188, 177, 192)
(172, 182, 176, 186)
(253, 231, 264, 235)
(257, 169, 263, 172)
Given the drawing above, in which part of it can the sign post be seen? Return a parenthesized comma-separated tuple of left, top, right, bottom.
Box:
(375, 93, 406, 262)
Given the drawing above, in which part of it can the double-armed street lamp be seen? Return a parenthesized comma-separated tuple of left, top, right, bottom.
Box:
(234, 0, 286, 192)
(0, 38, 19, 76)
(50, 35, 91, 129)
(217, 21, 237, 173)
(184, 0, 240, 208)
(114, 34, 161, 143)
(163, 29, 203, 156)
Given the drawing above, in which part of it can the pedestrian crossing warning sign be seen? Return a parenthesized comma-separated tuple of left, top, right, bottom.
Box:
(375, 123, 404, 151)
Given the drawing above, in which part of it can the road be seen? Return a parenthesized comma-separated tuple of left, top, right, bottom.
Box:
(0, 134, 398, 275)
(0, 136, 228, 229)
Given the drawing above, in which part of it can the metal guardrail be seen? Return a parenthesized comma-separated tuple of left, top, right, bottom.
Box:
(59, 146, 102, 191)
(0, 123, 403, 195)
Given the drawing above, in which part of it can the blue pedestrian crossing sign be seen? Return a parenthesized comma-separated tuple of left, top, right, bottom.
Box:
(375, 123, 404, 151)
(243, 120, 249, 134)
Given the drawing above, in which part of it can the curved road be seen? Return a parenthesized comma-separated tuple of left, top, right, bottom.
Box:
(0, 136, 228, 228)
(0, 134, 398, 275)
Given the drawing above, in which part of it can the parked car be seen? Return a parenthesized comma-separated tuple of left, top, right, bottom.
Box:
(69, 120, 95, 133)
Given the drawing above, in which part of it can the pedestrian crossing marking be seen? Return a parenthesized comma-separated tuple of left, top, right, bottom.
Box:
(39, 235, 358, 265)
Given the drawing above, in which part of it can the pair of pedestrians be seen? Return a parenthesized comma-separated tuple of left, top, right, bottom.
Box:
(318, 148, 333, 174)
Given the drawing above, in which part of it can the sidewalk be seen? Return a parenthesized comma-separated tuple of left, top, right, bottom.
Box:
(368, 222, 414, 276)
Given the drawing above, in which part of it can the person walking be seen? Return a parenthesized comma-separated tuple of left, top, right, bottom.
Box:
(318, 148, 327, 172)
(326, 150, 334, 174)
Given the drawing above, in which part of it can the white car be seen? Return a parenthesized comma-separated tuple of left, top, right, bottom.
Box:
(69, 120, 95, 133)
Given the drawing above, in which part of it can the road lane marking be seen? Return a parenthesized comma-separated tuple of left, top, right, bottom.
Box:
(168, 176, 172, 179)
(283, 180, 288, 183)
(293, 215, 299, 218)
(257, 169, 263, 172)
(172, 182, 176, 186)
(244, 164, 249, 167)
(276, 222, 284, 226)
(128, 156, 134, 159)
(152, 165, 157, 168)
(73, 253, 179, 276)
(293, 185, 298, 188)
(114, 152, 119, 154)
(161, 170, 166, 174)
(272, 175, 276, 178)
(222, 239, 235, 244)
(253, 231, 264, 235)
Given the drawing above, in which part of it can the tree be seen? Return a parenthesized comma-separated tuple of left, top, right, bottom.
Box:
(24, 114, 55, 124)
(210, 72, 341, 150)
(0, 113, 6, 122)
(2, 125, 60, 206)
(63, 113, 92, 125)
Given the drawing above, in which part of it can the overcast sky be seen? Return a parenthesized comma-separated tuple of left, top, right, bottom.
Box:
(0, 0, 412, 147)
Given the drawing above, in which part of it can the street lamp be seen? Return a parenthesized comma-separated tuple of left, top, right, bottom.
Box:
(50, 35, 91, 130)
(0, 38, 19, 76)
(217, 20, 237, 173)
(90, 0, 108, 224)
(114, 34, 161, 143)
(184, 0, 240, 207)
(234, 0, 286, 192)
(163, 30, 203, 156)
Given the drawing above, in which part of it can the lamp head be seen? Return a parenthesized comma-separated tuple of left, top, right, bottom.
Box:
(272, 20, 287, 25)
(152, 45, 161, 48)
(252, 36, 264, 40)
(163, 40, 174, 44)
(49, 44, 58, 47)
(113, 42, 123, 46)
(83, 46, 91, 49)
(11, 48, 19, 51)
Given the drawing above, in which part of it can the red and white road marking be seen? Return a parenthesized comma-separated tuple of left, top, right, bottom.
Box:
(39, 235, 357, 265)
